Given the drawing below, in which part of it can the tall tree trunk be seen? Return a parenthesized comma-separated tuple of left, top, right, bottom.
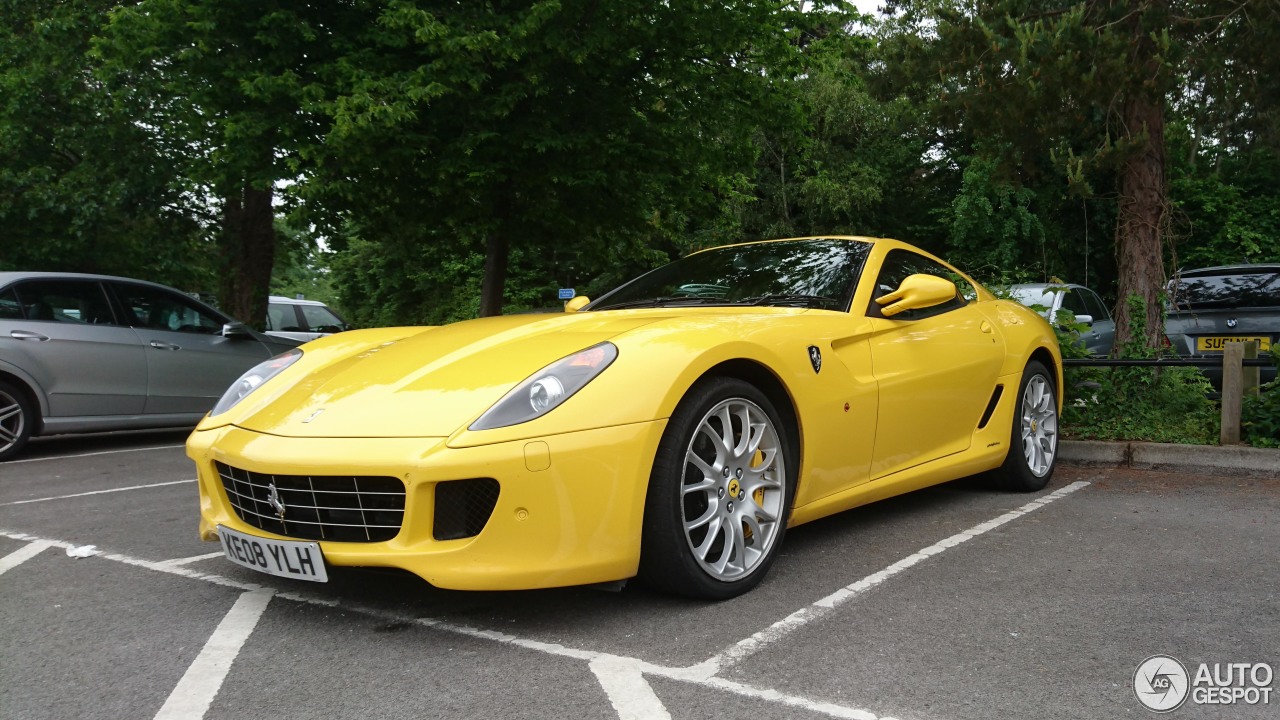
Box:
(479, 228, 510, 317)
(219, 184, 276, 327)
(1113, 91, 1167, 352)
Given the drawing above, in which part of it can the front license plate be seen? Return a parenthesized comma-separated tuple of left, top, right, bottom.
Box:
(1196, 336, 1271, 352)
(216, 525, 329, 582)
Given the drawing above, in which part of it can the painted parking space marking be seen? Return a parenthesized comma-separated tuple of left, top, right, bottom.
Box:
(153, 588, 275, 720)
(157, 551, 225, 567)
(1, 480, 1092, 720)
(0, 540, 52, 577)
(591, 656, 673, 720)
(692, 480, 1092, 676)
(4, 444, 185, 464)
(0, 479, 195, 507)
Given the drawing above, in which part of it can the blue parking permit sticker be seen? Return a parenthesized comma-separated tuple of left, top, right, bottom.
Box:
(558, 288, 576, 300)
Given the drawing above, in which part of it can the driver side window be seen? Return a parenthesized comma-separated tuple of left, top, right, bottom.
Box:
(868, 250, 968, 321)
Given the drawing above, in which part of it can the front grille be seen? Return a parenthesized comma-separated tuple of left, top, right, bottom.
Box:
(433, 478, 500, 541)
(216, 462, 405, 542)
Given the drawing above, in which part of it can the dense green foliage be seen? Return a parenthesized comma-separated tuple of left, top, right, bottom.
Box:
(1061, 296, 1219, 444)
(2, 1, 1277, 405)
(1242, 348, 1280, 448)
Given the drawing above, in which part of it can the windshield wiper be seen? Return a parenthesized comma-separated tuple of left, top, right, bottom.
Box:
(735, 293, 839, 308)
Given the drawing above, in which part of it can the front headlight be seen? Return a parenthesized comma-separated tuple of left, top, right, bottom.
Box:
(210, 349, 303, 417)
(470, 342, 618, 431)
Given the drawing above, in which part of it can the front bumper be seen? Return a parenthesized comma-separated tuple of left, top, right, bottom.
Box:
(187, 419, 667, 590)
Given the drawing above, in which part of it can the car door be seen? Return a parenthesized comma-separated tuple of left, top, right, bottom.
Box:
(0, 279, 147, 417)
(863, 250, 1006, 479)
(109, 282, 273, 415)
(1078, 288, 1114, 356)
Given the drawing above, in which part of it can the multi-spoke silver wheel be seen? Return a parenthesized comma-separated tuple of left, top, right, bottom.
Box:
(0, 382, 33, 461)
(680, 397, 786, 582)
(1020, 373, 1057, 477)
(996, 361, 1058, 492)
(640, 377, 796, 599)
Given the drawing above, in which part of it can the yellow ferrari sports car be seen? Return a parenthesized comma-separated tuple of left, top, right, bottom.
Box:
(188, 236, 1061, 600)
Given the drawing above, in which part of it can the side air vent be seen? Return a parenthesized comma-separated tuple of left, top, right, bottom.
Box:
(433, 478, 501, 541)
(977, 385, 1004, 429)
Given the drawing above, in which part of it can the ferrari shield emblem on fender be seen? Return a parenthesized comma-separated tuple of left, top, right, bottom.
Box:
(808, 345, 822, 374)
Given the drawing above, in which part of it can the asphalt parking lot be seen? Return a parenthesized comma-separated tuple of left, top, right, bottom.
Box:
(2, 431, 1276, 720)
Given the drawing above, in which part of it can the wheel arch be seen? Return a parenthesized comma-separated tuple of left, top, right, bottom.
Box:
(1027, 346, 1063, 412)
(694, 358, 804, 502)
(0, 368, 45, 436)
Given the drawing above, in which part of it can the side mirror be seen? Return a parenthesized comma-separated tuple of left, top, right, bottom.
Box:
(564, 296, 590, 313)
(221, 321, 252, 339)
(1073, 314, 1094, 326)
(875, 274, 958, 318)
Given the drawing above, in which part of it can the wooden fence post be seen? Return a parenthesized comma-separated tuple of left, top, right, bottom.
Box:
(1243, 340, 1260, 398)
(1220, 342, 1245, 445)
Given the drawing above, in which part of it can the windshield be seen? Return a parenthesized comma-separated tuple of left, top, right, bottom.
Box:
(1169, 269, 1280, 309)
(589, 239, 872, 311)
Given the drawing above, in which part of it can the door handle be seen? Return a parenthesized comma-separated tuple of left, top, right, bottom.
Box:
(150, 340, 181, 351)
(10, 330, 50, 342)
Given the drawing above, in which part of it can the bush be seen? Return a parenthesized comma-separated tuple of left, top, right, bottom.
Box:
(1242, 347, 1280, 448)
(1060, 295, 1219, 444)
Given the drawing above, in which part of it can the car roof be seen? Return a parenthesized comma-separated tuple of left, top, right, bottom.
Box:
(0, 270, 195, 295)
(269, 295, 329, 306)
(1009, 282, 1088, 290)
(1175, 263, 1280, 277)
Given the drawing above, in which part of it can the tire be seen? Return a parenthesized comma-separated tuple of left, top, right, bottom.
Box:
(994, 360, 1058, 492)
(639, 376, 797, 600)
(0, 380, 35, 462)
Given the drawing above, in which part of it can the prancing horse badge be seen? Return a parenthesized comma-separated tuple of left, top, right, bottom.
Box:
(808, 345, 822, 374)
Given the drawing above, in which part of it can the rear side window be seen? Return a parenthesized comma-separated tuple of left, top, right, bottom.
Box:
(0, 288, 20, 319)
(1170, 270, 1280, 309)
(267, 303, 300, 331)
(12, 280, 116, 325)
(299, 304, 344, 331)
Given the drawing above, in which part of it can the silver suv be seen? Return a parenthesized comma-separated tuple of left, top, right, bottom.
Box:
(265, 295, 350, 342)
(1165, 264, 1279, 386)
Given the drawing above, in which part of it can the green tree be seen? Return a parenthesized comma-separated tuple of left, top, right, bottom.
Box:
(310, 0, 809, 317)
(881, 0, 1273, 350)
(0, 0, 212, 289)
(100, 0, 359, 323)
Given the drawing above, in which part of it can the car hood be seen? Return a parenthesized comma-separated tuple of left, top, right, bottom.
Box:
(235, 312, 665, 438)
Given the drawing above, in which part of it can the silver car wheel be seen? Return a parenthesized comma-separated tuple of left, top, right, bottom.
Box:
(1020, 373, 1058, 477)
(0, 387, 27, 456)
(680, 397, 786, 582)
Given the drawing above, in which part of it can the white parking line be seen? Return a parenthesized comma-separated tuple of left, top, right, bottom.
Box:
(157, 552, 225, 567)
(691, 481, 1092, 677)
(153, 588, 275, 720)
(0, 481, 1092, 720)
(4, 444, 185, 464)
(0, 479, 195, 507)
(590, 656, 673, 720)
(0, 540, 52, 577)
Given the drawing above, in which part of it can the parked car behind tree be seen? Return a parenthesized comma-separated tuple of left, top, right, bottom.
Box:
(1010, 283, 1115, 356)
(1165, 264, 1279, 388)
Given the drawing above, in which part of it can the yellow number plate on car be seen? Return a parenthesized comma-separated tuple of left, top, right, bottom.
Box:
(1196, 336, 1271, 352)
